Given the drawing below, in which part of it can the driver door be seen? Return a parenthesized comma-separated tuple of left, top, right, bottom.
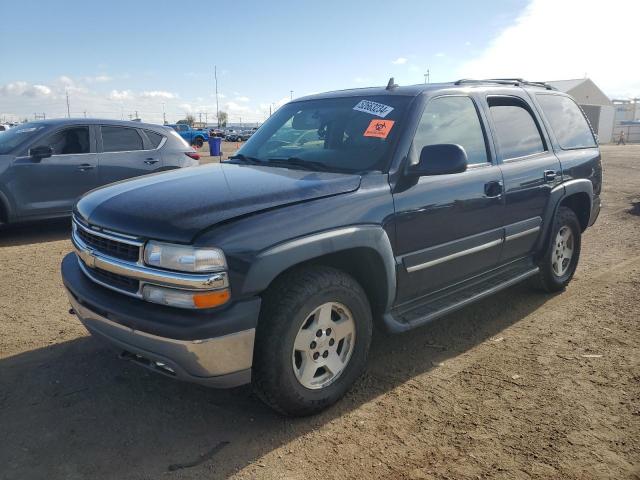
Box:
(12, 125, 98, 218)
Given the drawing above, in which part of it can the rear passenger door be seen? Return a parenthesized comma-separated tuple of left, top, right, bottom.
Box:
(98, 125, 162, 185)
(482, 92, 561, 263)
(393, 95, 505, 303)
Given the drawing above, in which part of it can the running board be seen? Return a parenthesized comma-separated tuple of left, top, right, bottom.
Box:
(383, 260, 539, 333)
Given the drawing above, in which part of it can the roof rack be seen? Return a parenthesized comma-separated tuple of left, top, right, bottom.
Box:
(454, 78, 556, 90)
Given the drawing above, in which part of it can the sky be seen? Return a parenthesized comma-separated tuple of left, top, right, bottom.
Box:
(1, 0, 638, 125)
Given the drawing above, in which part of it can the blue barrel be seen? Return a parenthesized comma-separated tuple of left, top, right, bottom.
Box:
(208, 136, 222, 156)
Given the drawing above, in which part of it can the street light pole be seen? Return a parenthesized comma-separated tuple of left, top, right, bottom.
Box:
(214, 66, 220, 127)
(162, 102, 166, 124)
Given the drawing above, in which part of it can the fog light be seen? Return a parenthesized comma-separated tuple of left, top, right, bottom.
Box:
(142, 284, 230, 309)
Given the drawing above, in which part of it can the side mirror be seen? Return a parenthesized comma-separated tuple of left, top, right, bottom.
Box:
(29, 145, 53, 160)
(408, 144, 468, 176)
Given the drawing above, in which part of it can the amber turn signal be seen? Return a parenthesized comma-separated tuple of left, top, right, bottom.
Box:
(193, 289, 230, 309)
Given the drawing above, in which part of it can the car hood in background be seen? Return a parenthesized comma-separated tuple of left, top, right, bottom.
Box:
(75, 163, 361, 243)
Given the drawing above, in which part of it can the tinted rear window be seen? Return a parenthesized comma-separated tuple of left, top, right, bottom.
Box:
(536, 94, 596, 149)
(489, 98, 545, 160)
(101, 126, 143, 152)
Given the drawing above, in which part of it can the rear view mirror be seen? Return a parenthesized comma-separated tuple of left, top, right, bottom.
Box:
(408, 144, 468, 176)
(29, 145, 53, 160)
(292, 110, 321, 130)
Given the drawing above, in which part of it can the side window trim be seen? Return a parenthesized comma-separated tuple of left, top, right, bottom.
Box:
(410, 94, 493, 167)
(485, 94, 549, 162)
(43, 125, 93, 157)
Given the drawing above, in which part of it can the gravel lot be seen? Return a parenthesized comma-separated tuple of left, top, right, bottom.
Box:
(1, 145, 638, 480)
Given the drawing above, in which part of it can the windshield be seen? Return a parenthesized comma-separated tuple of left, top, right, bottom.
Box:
(231, 95, 412, 173)
(0, 123, 49, 154)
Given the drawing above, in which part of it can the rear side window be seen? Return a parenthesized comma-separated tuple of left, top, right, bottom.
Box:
(412, 96, 488, 165)
(144, 130, 164, 148)
(101, 126, 143, 152)
(536, 94, 596, 149)
(488, 97, 545, 160)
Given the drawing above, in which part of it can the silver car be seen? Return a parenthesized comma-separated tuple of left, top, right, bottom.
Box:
(0, 119, 199, 226)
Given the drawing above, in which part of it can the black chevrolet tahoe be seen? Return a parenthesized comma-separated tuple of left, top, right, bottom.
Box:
(61, 79, 602, 416)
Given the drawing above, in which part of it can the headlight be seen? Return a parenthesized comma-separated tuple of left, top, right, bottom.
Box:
(144, 241, 226, 272)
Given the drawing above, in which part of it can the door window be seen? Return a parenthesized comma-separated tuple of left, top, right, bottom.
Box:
(42, 127, 90, 155)
(488, 97, 545, 160)
(412, 96, 489, 166)
(101, 126, 143, 152)
(536, 94, 597, 149)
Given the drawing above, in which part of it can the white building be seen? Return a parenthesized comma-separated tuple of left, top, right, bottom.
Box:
(546, 79, 615, 143)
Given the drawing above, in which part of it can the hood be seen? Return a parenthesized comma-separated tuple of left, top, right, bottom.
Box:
(75, 163, 361, 243)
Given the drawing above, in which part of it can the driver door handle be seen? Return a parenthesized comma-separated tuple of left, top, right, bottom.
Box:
(77, 164, 96, 171)
(544, 170, 557, 182)
(144, 158, 159, 165)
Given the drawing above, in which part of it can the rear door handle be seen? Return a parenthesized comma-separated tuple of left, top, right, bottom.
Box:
(144, 158, 159, 165)
(77, 164, 96, 171)
(544, 170, 557, 182)
(484, 180, 503, 198)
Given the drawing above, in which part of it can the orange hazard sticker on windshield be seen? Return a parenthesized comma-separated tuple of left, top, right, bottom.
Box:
(363, 119, 395, 139)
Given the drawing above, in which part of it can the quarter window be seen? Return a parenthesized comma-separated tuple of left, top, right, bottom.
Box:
(101, 126, 143, 152)
(488, 98, 545, 160)
(42, 127, 90, 155)
(536, 94, 596, 149)
(412, 96, 488, 166)
(144, 130, 164, 148)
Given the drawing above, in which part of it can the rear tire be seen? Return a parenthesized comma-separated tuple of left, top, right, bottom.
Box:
(532, 206, 582, 292)
(253, 266, 372, 416)
(194, 137, 204, 148)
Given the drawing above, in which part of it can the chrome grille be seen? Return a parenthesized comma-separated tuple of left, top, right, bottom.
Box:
(75, 223, 140, 262)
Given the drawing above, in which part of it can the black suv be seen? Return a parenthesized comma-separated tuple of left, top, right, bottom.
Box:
(61, 79, 602, 416)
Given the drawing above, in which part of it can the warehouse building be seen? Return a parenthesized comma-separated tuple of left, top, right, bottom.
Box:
(546, 78, 615, 143)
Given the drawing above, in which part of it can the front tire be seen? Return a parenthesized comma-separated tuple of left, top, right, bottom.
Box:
(193, 137, 204, 148)
(532, 206, 582, 292)
(253, 266, 372, 416)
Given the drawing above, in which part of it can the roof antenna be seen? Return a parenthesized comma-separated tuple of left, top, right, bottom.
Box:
(386, 77, 398, 90)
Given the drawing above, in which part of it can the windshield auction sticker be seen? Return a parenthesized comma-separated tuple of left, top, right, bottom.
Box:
(363, 119, 395, 139)
(353, 100, 394, 118)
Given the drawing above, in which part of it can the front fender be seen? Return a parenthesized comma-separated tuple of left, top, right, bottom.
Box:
(241, 225, 397, 311)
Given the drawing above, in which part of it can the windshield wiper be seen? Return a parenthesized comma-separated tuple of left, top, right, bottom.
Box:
(225, 153, 265, 165)
(267, 157, 333, 172)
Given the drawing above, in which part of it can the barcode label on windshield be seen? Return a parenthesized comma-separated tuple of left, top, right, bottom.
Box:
(353, 100, 394, 118)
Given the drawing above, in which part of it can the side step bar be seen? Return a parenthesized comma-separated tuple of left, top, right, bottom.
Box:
(383, 262, 539, 333)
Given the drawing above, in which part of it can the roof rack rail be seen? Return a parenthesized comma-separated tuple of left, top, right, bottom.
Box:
(454, 78, 556, 90)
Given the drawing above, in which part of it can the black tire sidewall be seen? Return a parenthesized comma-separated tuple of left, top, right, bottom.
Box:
(254, 268, 372, 415)
(540, 207, 582, 289)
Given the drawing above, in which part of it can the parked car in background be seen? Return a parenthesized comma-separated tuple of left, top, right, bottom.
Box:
(167, 124, 209, 148)
(240, 130, 254, 141)
(0, 119, 199, 226)
(61, 79, 601, 415)
(209, 128, 225, 138)
(225, 130, 243, 142)
(0, 124, 11, 132)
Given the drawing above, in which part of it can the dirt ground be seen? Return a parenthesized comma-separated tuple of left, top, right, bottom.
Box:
(0, 145, 638, 480)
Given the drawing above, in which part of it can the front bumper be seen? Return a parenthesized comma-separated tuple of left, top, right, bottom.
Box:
(62, 253, 260, 388)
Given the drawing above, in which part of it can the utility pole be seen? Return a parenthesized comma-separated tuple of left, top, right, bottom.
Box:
(269, 104, 272, 117)
(424, 69, 430, 84)
(214, 66, 220, 127)
(199, 112, 203, 124)
(83, 110, 87, 118)
(135, 110, 139, 120)
(66, 90, 71, 118)
(290, 90, 293, 100)
(162, 102, 166, 124)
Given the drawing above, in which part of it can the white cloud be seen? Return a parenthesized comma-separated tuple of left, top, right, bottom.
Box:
(141, 90, 176, 99)
(84, 75, 112, 83)
(391, 57, 408, 65)
(458, 0, 640, 97)
(0, 81, 52, 97)
(109, 89, 133, 100)
(435, 52, 445, 58)
(224, 101, 251, 113)
(179, 103, 193, 112)
(235, 96, 250, 102)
